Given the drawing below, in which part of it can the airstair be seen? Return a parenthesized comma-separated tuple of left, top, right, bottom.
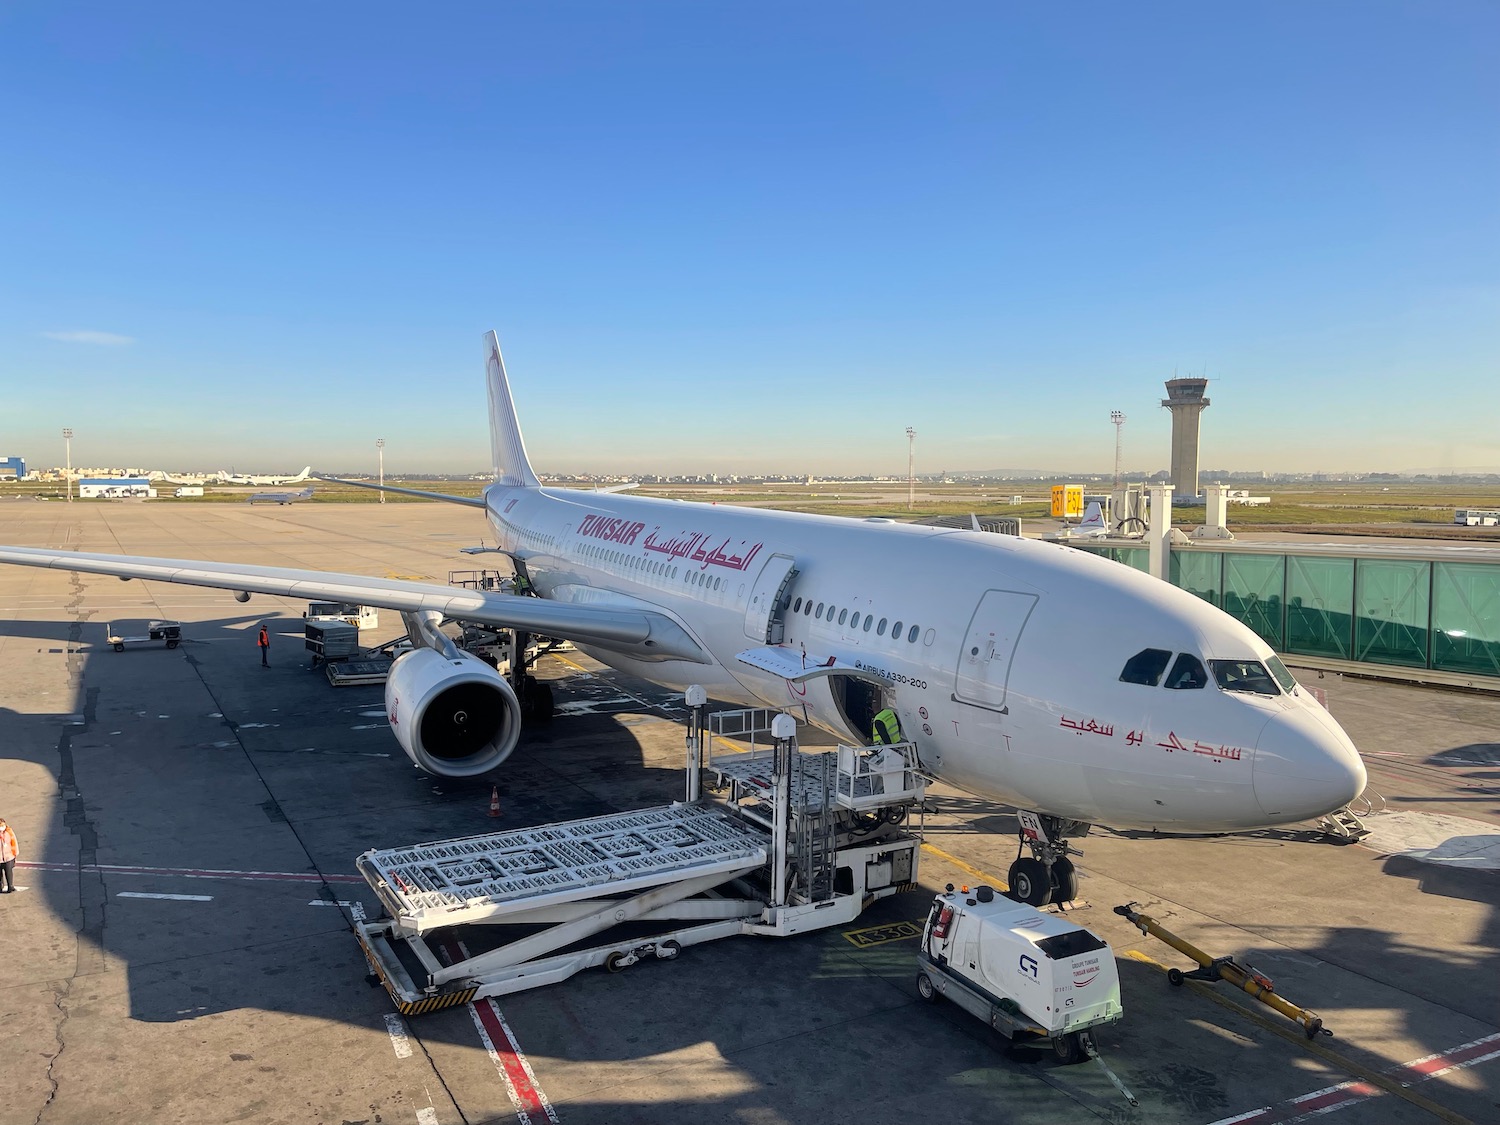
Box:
(355, 695, 925, 1013)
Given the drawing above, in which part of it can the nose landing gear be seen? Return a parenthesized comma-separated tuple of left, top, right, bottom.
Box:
(1006, 812, 1089, 907)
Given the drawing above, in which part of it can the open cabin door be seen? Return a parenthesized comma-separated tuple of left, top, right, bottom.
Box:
(744, 554, 798, 642)
(952, 589, 1039, 712)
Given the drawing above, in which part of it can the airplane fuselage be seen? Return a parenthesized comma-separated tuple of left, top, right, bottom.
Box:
(482, 482, 1367, 833)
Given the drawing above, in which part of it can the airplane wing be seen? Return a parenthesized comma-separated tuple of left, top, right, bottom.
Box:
(736, 645, 884, 685)
(312, 473, 486, 508)
(0, 546, 707, 663)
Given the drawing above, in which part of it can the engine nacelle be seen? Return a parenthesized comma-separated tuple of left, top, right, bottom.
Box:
(385, 647, 522, 776)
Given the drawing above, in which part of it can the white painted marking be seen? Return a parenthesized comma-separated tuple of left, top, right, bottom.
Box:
(350, 724, 386, 730)
(308, 899, 366, 920)
(110, 731, 122, 735)
(554, 697, 640, 715)
(416, 1109, 439, 1125)
(360, 709, 387, 717)
(384, 1012, 413, 1059)
(1360, 811, 1500, 869)
(117, 891, 213, 902)
(208, 712, 223, 718)
(237, 722, 277, 729)
(156, 714, 170, 719)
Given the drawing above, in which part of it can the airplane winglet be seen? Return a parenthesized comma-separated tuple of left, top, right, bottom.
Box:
(485, 331, 541, 489)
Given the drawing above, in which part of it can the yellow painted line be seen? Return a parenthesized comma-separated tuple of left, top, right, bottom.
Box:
(842, 919, 924, 948)
(1123, 951, 1473, 1125)
(919, 841, 1008, 891)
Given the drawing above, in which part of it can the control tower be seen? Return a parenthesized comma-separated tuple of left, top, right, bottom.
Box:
(1161, 377, 1210, 500)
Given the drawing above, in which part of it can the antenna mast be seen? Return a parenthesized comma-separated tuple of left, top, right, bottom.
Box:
(1110, 411, 1126, 487)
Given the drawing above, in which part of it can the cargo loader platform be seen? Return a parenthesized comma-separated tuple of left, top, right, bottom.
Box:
(355, 698, 925, 1013)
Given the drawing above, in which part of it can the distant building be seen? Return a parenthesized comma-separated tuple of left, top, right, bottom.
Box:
(0, 455, 24, 479)
(78, 477, 156, 499)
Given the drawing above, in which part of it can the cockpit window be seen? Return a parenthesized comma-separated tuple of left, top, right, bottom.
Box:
(1164, 653, 1208, 690)
(1267, 655, 1298, 694)
(1120, 648, 1172, 686)
(1210, 659, 1280, 695)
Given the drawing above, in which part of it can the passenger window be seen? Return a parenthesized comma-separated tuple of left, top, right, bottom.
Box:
(793, 597, 802, 612)
(1210, 659, 1280, 696)
(837, 608, 847, 625)
(863, 616, 873, 632)
(848, 612, 859, 628)
(877, 617, 887, 636)
(891, 620, 903, 640)
(804, 600, 813, 615)
(907, 625, 919, 643)
(816, 602, 825, 618)
(1165, 653, 1208, 690)
(1119, 648, 1172, 686)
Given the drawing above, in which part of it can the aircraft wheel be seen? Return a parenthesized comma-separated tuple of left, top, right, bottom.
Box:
(605, 951, 630, 973)
(1167, 967, 1185, 987)
(113, 642, 124, 652)
(1008, 858, 1052, 907)
(1050, 857, 1078, 903)
(916, 972, 937, 1002)
(530, 680, 555, 723)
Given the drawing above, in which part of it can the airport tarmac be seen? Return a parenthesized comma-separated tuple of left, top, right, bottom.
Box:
(2, 501, 1498, 1125)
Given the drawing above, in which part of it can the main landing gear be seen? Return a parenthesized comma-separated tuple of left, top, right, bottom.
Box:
(1007, 811, 1090, 907)
(508, 628, 555, 723)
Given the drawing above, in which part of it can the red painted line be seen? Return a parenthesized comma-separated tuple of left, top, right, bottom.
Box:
(1203, 1031, 1500, 1125)
(18, 860, 363, 884)
(435, 936, 557, 1124)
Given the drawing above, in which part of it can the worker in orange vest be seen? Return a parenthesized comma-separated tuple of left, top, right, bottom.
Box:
(257, 624, 270, 667)
(0, 816, 18, 893)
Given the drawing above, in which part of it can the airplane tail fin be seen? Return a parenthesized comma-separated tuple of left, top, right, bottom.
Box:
(1078, 501, 1106, 532)
(485, 331, 541, 488)
(295, 466, 311, 481)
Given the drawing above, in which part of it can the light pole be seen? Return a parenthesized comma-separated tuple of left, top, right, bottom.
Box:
(905, 427, 916, 510)
(62, 427, 73, 502)
(376, 438, 385, 503)
(1110, 411, 1126, 488)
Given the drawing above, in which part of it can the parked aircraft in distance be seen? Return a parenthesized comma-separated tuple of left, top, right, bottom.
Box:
(247, 486, 315, 505)
(0, 332, 1368, 905)
(220, 465, 313, 485)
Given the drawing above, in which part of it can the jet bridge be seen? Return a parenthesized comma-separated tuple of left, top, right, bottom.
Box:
(355, 694, 926, 1013)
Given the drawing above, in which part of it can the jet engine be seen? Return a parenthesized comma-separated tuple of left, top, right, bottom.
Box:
(384, 648, 522, 776)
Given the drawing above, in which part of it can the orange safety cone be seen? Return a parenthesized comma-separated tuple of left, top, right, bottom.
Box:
(487, 786, 501, 818)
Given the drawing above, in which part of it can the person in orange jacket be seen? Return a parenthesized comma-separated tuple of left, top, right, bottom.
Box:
(257, 623, 270, 667)
(0, 816, 17, 893)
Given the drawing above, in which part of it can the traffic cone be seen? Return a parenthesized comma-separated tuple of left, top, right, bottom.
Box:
(488, 786, 501, 818)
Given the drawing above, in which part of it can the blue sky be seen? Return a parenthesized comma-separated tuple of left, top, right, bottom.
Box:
(2, 3, 1496, 476)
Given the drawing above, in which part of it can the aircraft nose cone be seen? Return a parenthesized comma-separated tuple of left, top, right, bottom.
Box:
(1252, 703, 1367, 823)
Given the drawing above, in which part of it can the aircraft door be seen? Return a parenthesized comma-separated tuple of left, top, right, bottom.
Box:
(953, 589, 1039, 712)
(744, 554, 798, 642)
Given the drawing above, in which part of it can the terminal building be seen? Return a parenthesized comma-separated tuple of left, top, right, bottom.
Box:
(0, 455, 24, 479)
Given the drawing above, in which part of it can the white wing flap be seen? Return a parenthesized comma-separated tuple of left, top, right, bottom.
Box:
(0, 546, 705, 663)
(735, 645, 882, 684)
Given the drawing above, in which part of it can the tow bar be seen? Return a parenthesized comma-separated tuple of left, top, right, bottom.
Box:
(1114, 903, 1332, 1039)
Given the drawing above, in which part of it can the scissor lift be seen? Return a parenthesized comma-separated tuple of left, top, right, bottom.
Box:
(355, 696, 926, 1013)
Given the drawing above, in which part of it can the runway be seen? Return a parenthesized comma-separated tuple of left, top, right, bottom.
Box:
(1, 501, 1498, 1125)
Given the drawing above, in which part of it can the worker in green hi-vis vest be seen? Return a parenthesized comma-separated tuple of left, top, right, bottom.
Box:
(871, 707, 902, 745)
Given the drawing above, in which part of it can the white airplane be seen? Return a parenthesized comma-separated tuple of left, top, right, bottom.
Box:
(1052, 500, 1111, 539)
(247, 486, 315, 506)
(219, 465, 313, 486)
(0, 332, 1367, 906)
